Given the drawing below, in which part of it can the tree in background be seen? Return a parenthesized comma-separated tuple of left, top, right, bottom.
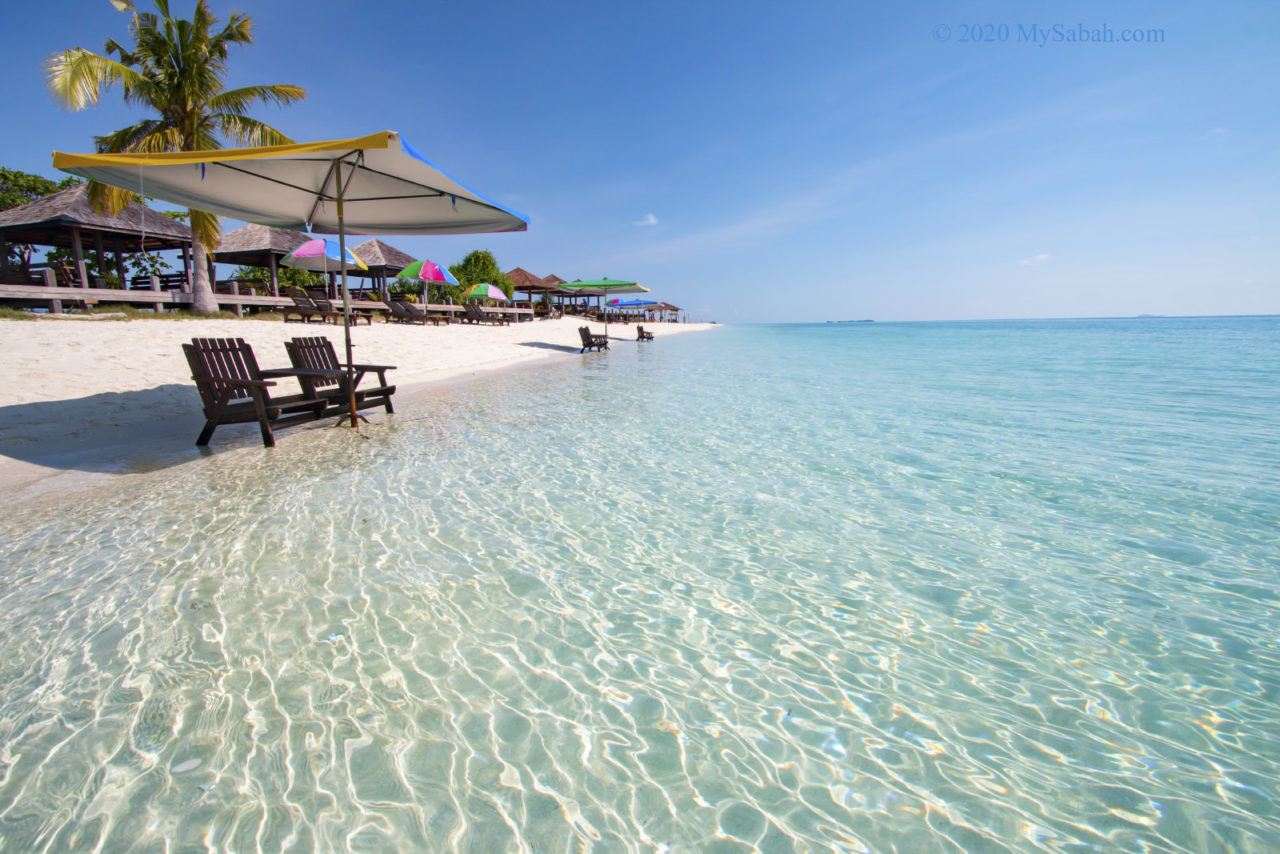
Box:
(44, 0, 305, 313)
(449, 250, 513, 300)
(230, 264, 326, 290)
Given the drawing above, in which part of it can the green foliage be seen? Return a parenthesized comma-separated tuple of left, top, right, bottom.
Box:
(0, 167, 81, 213)
(230, 264, 326, 290)
(0, 306, 38, 321)
(448, 250, 513, 301)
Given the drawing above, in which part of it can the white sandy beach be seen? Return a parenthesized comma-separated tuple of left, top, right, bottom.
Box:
(0, 315, 713, 499)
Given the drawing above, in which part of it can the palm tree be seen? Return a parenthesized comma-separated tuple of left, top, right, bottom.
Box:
(44, 0, 304, 313)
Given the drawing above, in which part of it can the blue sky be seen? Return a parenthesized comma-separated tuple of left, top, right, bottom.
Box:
(1, 1, 1276, 322)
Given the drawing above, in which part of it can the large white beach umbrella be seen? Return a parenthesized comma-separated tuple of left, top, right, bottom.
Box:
(53, 130, 528, 426)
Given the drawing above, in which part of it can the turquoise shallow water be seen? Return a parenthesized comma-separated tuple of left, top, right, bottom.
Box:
(0, 316, 1277, 852)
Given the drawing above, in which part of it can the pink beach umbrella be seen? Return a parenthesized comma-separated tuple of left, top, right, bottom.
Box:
(399, 258, 460, 285)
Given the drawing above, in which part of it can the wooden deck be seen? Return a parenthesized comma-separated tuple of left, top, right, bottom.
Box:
(0, 280, 538, 321)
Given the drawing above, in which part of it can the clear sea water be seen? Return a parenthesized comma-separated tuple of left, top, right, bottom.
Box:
(0, 316, 1277, 852)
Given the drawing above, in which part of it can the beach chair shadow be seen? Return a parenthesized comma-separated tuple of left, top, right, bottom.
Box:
(0, 384, 206, 474)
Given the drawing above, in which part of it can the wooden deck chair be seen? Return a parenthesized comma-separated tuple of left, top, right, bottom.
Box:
(283, 286, 332, 323)
(578, 326, 608, 352)
(285, 336, 397, 415)
(637, 325, 654, 340)
(388, 299, 426, 324)
(306, 288, 371, 325)
(182, 337, 337, 446)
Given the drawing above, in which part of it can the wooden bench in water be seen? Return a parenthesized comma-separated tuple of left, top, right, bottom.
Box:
(182, 337, 341, 447)
(284, 336, 397, 417)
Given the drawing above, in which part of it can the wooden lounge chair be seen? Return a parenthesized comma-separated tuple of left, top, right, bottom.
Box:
(637, 325, 654, 340)
(306, 288, 371, 325)
(284, 286, 337, 324)
(578, 326, 608, 352)
(285, 336, 396, 415)
(182, 337, 339, 447)
(391, 300, 445, 325)
(388, 299, 426, 324)
(463, 304, 508, 326)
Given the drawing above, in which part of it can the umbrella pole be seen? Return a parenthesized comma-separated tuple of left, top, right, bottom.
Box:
(336, 191, 364, 430)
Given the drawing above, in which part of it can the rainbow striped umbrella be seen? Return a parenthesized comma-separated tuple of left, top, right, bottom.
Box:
(281, 238, 368, 274)
(399, 258, 459, 285)
(465, 282, 509, 302)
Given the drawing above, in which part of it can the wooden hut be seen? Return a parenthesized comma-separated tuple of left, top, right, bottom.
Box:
(352, 238, 416, 297)
(213, 224, 309, 296)
(0, 184, 192, 288)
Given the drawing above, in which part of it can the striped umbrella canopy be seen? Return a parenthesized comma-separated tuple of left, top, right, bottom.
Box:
(399, 258, 459, 285)
(465, 282, 509, 303)
(281, 238, 368, 273)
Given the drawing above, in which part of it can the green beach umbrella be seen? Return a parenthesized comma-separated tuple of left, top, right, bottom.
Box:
(557, 278, 647, 338)
(464, 282, 509, 303)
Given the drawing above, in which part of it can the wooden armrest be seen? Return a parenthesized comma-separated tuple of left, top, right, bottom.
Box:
(350, 363, 397, 371)
(193, 376, 274, 389)
(261, 367, 343, 380)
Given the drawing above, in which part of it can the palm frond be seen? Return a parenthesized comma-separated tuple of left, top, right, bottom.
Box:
(44, 48, 147, 110)
(93, 119, 160, 153)
(209, 84, 306, 116)
(214, 116, 295, 148)
(86, 180, 133, 216)
(189, 208, 220, 250)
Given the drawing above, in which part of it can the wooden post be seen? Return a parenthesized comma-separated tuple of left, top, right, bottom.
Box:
(230, 280, 242, 317)
(93, 231, 107, 284)
(113, 236, 126, 288)
(268, 253, 279, 297)
(70, 226, 89, 288)
(181, 244, 192, 291)
(0, 233, 9, 274)
(41, 268, 62, 314)
(151, 273, 163, 313)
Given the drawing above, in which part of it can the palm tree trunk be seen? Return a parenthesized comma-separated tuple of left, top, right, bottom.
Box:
(190, 240, 218, 314)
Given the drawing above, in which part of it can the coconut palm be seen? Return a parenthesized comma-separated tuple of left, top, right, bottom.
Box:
(44, 0, 304, 313)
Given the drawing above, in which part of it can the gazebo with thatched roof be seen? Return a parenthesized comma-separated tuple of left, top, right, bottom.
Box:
(353, 238, 417, 297)
(213, 224, 310, 296)
(0, 183, 192, 288)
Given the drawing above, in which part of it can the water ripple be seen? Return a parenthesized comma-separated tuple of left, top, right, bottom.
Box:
(0, 318, 1277, 851)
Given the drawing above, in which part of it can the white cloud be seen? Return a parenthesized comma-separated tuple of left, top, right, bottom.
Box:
(1020, 253, 1052, 267)
(634, 213, 659, 227)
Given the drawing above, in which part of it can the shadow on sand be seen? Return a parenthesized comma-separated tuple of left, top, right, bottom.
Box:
(0, 384, 228, 475)
(516, 341, 584, 354)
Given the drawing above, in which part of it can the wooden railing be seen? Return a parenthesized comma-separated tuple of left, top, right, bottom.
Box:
(0, 272, 293, 316)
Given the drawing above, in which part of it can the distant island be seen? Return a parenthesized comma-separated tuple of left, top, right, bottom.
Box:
(827, 319, 874, 323)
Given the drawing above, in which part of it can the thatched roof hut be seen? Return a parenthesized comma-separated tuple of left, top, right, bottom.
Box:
(352, 238, 415, 273)
(213, 223, 308, 267)
(351, 238, 417, 294)
(0, 184, 191, 251)
(506, 266, 555, 294)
